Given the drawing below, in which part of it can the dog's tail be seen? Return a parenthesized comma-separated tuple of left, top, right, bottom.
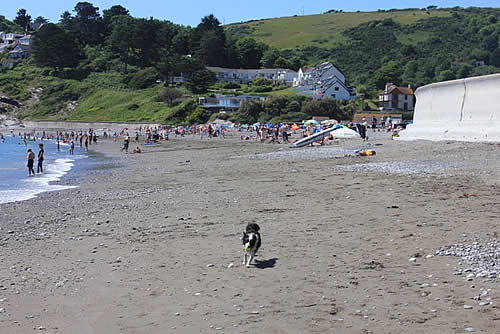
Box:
(246, 223, 260, 232)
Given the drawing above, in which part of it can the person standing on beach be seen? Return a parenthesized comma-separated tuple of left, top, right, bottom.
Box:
(37, 143, 44, 173)
(84, 135, 89, 152)
(27, 148, 35, 176)
(121, 135, 130, 153)
(69, 140, 75, 155)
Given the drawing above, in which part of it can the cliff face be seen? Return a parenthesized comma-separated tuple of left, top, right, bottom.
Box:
(397, 73, 500, 142)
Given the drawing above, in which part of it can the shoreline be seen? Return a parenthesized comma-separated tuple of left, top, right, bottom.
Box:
(0, 132, 498, 333)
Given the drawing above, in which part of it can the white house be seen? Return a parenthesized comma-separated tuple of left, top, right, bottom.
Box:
(293, 62, 356, 100)
(378, 83, 415, 111)
(316, 76, 355, 100)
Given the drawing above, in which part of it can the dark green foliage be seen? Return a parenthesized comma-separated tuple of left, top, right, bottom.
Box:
(186, 106, 209, 124)
(2, 6, 500, 122)
(0, 15, 23, 32)
(14, 9, 31, 32)
(222, 82, 241, 89)
(251, 77, 273, 86)
(235, 99, 265, 123)
(236, 37, 267, 68)
(186, 69, 216, 94)
(32, 24, 81, 69)
(126, 67, 159, 89)
(164, 99, 198, 124)
(159, 87, 183, 106)
(373, 61, 403, 89)
(192, 15, 226, 66)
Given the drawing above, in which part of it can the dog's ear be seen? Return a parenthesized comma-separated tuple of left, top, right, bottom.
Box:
(242, 232, 247, 237)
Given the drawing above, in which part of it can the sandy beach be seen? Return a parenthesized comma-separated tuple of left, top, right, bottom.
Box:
(0, 129, 499, 333)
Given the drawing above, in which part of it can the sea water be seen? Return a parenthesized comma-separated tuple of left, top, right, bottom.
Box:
(0, 134, 88, 204)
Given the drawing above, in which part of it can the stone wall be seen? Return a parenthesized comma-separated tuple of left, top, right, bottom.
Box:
(397, 73, 500, 142)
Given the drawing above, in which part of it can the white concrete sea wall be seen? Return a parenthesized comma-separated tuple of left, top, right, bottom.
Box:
(397, 73, 500, 142)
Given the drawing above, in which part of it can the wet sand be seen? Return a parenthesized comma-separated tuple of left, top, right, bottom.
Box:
(0, 130, 499, 333)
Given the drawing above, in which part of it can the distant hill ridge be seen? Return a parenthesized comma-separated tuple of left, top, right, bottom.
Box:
(226, 8, 454, 49)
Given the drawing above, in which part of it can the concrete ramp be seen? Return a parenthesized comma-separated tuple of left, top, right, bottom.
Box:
(397, 73, 500, 142)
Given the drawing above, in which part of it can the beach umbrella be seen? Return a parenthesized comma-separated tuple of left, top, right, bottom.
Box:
(321, 119, 338, 125)
(303, 119, 320, 126)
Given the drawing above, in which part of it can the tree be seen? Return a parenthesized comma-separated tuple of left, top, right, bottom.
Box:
(237, 99, 265, 124)
(103, 5, 130, 34)
(236, 37, 265, 69)
(103, 5, 129, 21)
(491, 48, 500, 67)
(32, 23, 80, 69)
(160, 87, 183, 106)
(373, 61, 403, 89)
(186, 69, 216, 94)
(186, 107, 209, 124)
(59, 11, 73, 30)
(72, 2, 104, 46)
(108, 15, 136, 73)
(274, 56, 291, 68)
(33, 16, 49, 25)
(126, 67, 159, 89)
(131, 18, 161, 68)
(261, 48, 280, 68)
(192, 15, 226, 66)
(14, 9, 31, 32)
(437, 69, 456, 82)
(264, 95, 289, 118)
(301, 98, 342, 119)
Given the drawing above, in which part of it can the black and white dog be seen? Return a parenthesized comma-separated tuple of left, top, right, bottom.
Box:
(241, 223, 261, 267)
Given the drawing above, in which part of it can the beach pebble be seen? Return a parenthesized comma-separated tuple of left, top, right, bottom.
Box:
(479, 301, 489, 306)
(408, 257, 417, 262)
(227, 263, 234, 268)
(464, 328, 475, 332)
(463, 305, 473, 309)
(206, 264, 214, 268)
(0, 308, 5, 313)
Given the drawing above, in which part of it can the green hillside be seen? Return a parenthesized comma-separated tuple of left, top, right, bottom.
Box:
(226, 9, 452, 49)
(1, 5, 499, 124)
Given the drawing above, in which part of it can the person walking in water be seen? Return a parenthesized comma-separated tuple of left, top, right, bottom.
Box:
(27, 148, 35, 176)
(37, 143, 44, 173)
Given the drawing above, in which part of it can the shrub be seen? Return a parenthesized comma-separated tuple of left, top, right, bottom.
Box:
(222, 82, 241, 89)
(126, 67, 159, 89)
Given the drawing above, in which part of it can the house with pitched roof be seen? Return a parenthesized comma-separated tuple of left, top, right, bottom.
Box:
(378, 83, 415, 111)
(292, 62, 356, 100)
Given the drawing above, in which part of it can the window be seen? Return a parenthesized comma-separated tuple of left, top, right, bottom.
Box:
(334, 86, 339, 91)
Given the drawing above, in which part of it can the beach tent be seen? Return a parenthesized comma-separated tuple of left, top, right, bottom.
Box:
(331, 127, 361, 138)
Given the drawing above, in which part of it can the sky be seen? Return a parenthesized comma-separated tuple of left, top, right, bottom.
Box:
(2, 0, 499, 27)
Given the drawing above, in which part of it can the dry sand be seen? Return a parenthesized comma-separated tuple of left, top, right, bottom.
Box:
(0, 130, 499, 333)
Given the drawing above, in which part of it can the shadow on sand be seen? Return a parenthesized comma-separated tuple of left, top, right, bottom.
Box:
(254, 258, 278, 269)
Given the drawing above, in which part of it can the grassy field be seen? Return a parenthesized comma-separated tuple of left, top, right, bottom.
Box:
(226, 10, 452, 49)
(69, 87, 172, 122)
